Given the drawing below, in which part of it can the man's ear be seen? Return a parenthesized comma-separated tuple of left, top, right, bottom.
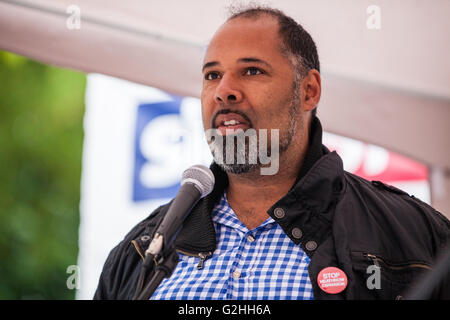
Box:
(302, 69, 321, 111)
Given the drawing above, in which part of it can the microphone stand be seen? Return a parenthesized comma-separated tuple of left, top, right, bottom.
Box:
(133, 248, 179, 300)
(132, 232, 180, 300)
(131, 165, 215, 300)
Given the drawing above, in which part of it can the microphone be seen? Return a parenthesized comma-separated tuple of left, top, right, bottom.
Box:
(145, 164, 215, 258)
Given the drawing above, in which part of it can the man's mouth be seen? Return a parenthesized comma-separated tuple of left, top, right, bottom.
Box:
(213, 111, 252, 135)
(218, 119, 249, 135)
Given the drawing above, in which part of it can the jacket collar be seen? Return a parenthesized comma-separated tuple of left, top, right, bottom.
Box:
(174, 117, 346, 256)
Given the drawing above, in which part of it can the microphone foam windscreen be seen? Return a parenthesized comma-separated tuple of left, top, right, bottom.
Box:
(181, 165, 215, 198)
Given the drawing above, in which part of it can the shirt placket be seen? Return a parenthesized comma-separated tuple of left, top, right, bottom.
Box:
(227, 221, 273, 300)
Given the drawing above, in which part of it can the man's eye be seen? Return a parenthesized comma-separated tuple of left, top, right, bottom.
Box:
(205, 72, 221, 80)
(245, 68, 263, 76)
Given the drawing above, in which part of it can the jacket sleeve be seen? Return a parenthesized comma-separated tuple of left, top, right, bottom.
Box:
(411, 196, 450, 299)
(93, 206, 166, 300)
(433, 247, 450, 299)
(93, 242, 122, 300)
(429, 209, 450, 299)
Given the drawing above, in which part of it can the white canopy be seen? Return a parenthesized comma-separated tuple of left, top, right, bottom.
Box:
(1, 0, 449, 214)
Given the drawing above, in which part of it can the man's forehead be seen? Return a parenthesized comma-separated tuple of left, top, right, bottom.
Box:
(219, 14, 279, 32)
(209, 15, 280, 46)
(203, 16, 284, 65)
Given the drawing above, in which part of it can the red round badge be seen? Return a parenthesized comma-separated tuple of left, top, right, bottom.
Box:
(317, 267, 348, 294)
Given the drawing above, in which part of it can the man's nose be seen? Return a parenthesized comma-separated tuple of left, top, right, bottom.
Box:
(214, 75, 243, 105)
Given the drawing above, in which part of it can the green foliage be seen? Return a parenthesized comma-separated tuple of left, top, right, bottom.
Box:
(0, 51, 86, 299)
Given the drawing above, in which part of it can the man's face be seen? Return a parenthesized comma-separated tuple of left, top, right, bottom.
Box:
(201, 16, 304, 173)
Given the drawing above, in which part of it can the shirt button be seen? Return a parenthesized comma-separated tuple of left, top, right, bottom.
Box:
(273, 207, 285, 219)
(232, 271, 241, 279)
(305, 240, 318, 251)
(291, 227, 303, 239)
(247, 235, 255, 242)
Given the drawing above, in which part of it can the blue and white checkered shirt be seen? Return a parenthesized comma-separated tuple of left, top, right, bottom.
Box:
(151, 192, 314, 300)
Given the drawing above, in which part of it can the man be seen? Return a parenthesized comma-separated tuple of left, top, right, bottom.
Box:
(94, 6, 450, 300)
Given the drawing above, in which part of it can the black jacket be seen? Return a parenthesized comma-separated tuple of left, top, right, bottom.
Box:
(94, 117, 450, 300)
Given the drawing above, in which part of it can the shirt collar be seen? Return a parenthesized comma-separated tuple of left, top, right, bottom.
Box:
(212, 192, 276, 234)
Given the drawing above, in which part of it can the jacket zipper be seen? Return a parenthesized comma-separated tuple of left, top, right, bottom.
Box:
(176, 249, 213, 270)
(131, 241, 213, 270)
(365, 253, 432, 271)
(131, 240, 145, 261)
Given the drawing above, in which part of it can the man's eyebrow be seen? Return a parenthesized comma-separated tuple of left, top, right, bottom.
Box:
(237, 57, 272, 69)
(202, 57, 273, 72)
(202, 61, 219, 72)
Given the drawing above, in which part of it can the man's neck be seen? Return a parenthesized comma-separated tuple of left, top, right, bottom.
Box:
(218, 116, 323, 230)
(225, 144, 307, 230)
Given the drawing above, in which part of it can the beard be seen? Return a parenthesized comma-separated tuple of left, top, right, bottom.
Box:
(209, 128, 259, 174)
(207, 79, 302, 175)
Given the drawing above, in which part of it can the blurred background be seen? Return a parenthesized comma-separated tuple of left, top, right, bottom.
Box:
(0, 0, 449, 299)
(0, 51, 85, 299)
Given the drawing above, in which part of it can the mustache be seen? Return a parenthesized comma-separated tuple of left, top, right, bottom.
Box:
(211, 109, 253, 129)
